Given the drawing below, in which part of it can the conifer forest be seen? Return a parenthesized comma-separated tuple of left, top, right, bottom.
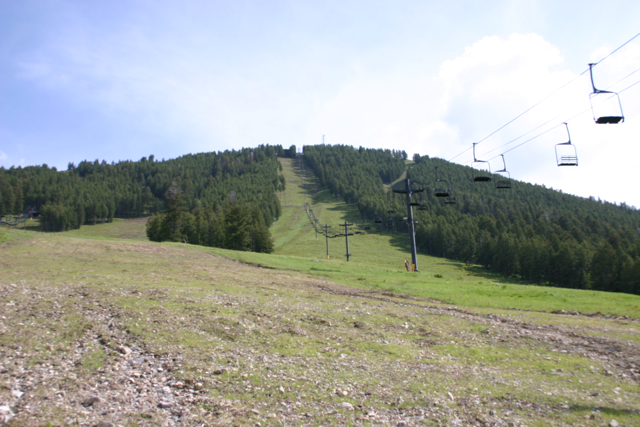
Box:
(1, 143, 639, 294)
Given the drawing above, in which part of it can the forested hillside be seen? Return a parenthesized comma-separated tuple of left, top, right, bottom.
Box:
(303, 144, 640, 295)
(0, 145, 286, 252)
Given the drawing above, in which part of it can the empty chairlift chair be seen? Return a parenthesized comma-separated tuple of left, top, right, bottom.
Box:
(386, 217, 395, 229)
(495, 155, 512, 189)
(409, 191, 423, 207)
(472, 143, 491, 182)
(588, 63, 624, 124)
(433, 166, 450, 197)
(444, 178, 458, 204)
(373, 209, 383, 224)
(556, 123, 578, 167)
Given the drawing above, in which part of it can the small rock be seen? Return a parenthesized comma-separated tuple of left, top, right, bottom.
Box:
(0, 405, 15, 423)
(447, 392, 455, 401)
(278, 386, 285, 393)
(397, 422, 408, 427)
(265, 413, 277, 418)
(158, 400, 173, 409)
(609, 420, 619, 427)
(339, 402, 354, 410)
(12, 389, 24, 399)
(194, 382, 204, 390)
(116, 345, 132, 355)
(213, 369, 225, 375)
(82, 396, 100, 407)
(96, 421, 114, 427)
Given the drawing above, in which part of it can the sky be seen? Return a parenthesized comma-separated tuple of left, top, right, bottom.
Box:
(1, 0, 639, 207)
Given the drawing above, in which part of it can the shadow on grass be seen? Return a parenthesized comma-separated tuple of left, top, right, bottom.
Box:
(325, 205, 362, 224)
(314, 189, 338, 205)
(569, 404, 640, 418)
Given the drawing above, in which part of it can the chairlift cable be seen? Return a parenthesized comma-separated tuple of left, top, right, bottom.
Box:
(447, 72, 586, 163)
(479, 77, 640, 163)
(446, 32, 640, 163)
(475, 74, 640, 162)
(477, 114, 565, 159)
(474, 72, 588, 146)
(448, 146, 471, 162)
(590, 31, 640, 67)
(478, 32, 640, 146)
(477, 65, 640, 160)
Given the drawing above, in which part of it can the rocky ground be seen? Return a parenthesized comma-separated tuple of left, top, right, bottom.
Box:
(1, 235, 639, 426)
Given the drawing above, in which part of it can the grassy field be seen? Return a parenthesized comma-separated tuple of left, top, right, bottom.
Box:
(264, 158, 640, 318)
(1, 157, 639, 426)
(1, 227, 639, 426)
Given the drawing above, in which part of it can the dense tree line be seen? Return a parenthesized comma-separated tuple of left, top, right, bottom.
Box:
(302, 145, 640, 295)
(0, 145, 285, 253)
(145, 183, 274, 253)
(303, 145, 407, 203)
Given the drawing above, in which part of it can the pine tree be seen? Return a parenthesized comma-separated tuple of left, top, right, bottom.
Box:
(224, 203, 252, 251)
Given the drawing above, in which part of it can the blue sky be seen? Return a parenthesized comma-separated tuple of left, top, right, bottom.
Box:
(1, 0, 639, 207)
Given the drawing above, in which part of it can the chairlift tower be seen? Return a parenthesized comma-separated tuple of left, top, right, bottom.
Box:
(324, 224, 331, 259)
(314, 218, 319, 241)
(339, 222, 354, 262)
(393, 179, 424, 272)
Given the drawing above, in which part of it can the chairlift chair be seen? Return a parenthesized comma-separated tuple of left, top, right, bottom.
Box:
(555, 123, 578, 167)
(444, 178, 458, 204)
(472, 143, 491, 182)
(386, 218, 394, 228)
(444, 196, 458, 205)
(387, 210, 396, 215)
(588, 63, 624, 124)
(433, 166, 450, 197)
(495, 155, 512, 189)
(374, 217, 383, 224)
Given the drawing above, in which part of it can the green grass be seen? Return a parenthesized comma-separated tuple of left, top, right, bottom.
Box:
(2, 224, 639, 425)
(252, 159, 640, 317)
(5, 167, 640, 427)
(60, 217, 149, 240)
(4, 159, 639, 319)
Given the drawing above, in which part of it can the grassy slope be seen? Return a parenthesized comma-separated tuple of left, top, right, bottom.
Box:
(1, 157, 639, 425)
(1, 227, 639, 426)
(263, 158, 640, 318)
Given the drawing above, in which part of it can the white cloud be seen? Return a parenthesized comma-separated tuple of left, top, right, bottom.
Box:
(417, 34, 640, 207)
